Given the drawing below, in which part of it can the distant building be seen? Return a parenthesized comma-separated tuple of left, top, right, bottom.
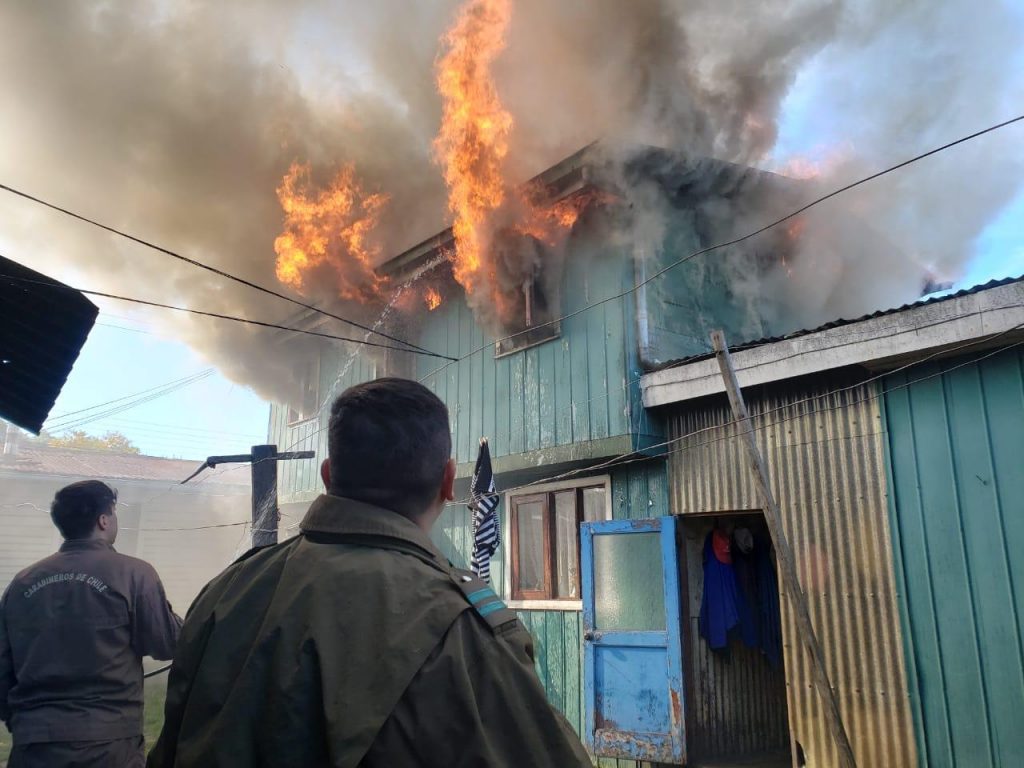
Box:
(0, 441, 250, 613)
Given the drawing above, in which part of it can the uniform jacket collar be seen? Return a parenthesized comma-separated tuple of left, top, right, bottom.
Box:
(300, 494, 448, 569)
(59, 539, 114, 552)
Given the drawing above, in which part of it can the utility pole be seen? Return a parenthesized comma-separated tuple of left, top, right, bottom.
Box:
(710, 330, 857, 768)
(182, 444, 315, 548)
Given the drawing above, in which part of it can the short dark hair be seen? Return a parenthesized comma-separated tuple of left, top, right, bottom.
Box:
(328, 378, 451, 517)
(51, 480, 118, 540)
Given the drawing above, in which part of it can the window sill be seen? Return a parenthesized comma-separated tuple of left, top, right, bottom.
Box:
(506, 599, 582, 612)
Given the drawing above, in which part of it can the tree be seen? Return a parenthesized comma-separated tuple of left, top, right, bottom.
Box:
(47, 430, 141, 454)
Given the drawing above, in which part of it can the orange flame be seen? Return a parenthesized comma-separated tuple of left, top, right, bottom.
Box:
(777, 143, 854, 181)
(786, 217, 807, 241)
(425, 287, 442, 310)
(434, 0, 600, 322)
(274, 162, 389, 301)
(433, 0, 514, 297)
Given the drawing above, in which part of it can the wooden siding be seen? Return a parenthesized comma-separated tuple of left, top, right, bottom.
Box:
(269, 229, 649, 502)
(413, 233, 637, 468)
(643, 214, 775, 367)
(884, 348, 1024, 768)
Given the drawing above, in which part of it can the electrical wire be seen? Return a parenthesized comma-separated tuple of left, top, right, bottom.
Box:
(95, 322, 152, 335)
(418, 112, 1024, 383)
(0, 182, 437, 356)
(46, 372, 216, 432)
(47, 370, 215, 421)
(0, 271, 457, 361)
(16, 117, 1019, 568)
(268, 296, 1024, 481)
(439, 323, 1024, 507)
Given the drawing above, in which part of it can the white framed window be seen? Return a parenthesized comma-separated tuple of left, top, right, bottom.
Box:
(504, 475, 611, 611)
(287, 356, 320, 425)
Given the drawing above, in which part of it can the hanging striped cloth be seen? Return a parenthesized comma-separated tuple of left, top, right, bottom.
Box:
(469, 438, 500, 583)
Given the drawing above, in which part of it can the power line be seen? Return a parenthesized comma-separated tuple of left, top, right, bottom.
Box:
(419, 112, 1024, 382)
(97, 417, 264, 440)
(95, 322, 152, 335)
(48, 370, 214, 421)
(0, 182, 437, 356)
(47, 373, 216, 432)
(0, 271, 457, 361)
(274, 296, 1024, 476)
(456, 322, 1024, 504)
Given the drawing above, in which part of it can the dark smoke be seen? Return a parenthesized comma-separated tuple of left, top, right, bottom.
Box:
(0, 0, 1020, 403)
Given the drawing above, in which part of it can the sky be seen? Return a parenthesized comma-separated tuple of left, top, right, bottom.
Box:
(41, 314, 269, 460)
(4, 1, 1024, 460)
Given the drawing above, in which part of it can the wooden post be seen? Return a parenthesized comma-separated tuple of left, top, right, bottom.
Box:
(710, 330, 857, 768)
(250, 444, 279, 548)
(182, 445, 314, 549)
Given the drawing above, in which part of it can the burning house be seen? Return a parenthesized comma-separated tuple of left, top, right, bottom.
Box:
(258, 1, 1022, 765)
(266, 142, 835, 765)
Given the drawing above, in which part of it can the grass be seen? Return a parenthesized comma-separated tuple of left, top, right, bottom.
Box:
(0, 676, 168, 767)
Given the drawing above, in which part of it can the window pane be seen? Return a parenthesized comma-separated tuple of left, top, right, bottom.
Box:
(554, 491, 579, 599)
(593, 532, 666, 631)
(516, 501, 546, 594)
(582, 487, 606, 521)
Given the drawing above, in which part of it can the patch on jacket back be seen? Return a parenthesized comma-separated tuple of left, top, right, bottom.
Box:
(451, 570, 518, 630)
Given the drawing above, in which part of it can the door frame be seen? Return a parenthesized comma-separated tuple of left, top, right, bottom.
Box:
(581, 516, 686, 764)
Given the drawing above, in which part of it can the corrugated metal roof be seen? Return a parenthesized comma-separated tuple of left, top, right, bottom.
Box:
(0, 447, 249, 486)
(0, 255, 98, 433)
(654, 275, 1024, 372)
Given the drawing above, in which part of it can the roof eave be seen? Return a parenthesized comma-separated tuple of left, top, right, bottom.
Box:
(641, 278, 1024, 408)
(377, 143, 597, 281)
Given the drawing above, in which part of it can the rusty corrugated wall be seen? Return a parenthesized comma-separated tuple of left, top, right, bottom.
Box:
(682, 517, 790, 760)
(667, 374, 916, 767)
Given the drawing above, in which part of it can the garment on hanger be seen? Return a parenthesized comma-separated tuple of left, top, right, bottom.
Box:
(699, 529, 745, 651)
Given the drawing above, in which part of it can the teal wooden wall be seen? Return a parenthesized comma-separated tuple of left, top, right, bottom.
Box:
(431, 460, 668, 768)
(413, 226, 643, 468)
(884, 348, 1024, 768)
(643, 213, 777, 367)
(269, 218, 665, 502)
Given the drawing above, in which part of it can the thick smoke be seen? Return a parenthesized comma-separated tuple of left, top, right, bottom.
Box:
(0, 0, 1020, 403)
(0, 0, 451, 404)
(764, 0, 1024, 327)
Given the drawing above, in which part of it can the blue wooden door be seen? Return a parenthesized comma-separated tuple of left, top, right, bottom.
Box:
(581, 517, 685, 764)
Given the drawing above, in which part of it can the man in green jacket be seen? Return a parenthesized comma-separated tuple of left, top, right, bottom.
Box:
(148, 377, 591, 767)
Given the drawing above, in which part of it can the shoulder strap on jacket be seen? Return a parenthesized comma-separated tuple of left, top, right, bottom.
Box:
(450, 569, 518, 630)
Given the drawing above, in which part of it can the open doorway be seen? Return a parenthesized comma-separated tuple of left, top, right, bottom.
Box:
(680, 512, 791, 767)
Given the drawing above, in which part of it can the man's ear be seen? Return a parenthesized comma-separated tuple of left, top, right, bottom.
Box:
(441, 458, 456, 502)
(97, 511, 113, 532)
(320, 459, 331, 490)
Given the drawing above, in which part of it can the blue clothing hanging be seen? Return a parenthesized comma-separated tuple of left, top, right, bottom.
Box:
(698, 531, 745, 650)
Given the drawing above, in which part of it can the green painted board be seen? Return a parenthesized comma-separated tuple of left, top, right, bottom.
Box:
(525, 346, 541, 453)
(539, 342, 557, 449)
(885, 349, 1024, 768)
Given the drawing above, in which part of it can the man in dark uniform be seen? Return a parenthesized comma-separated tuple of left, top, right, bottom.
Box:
(148, 378, 592, 767)
(0, 480, 183, 767)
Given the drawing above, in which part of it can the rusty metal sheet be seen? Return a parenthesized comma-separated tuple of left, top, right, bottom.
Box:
(668, 372, 917, 767)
